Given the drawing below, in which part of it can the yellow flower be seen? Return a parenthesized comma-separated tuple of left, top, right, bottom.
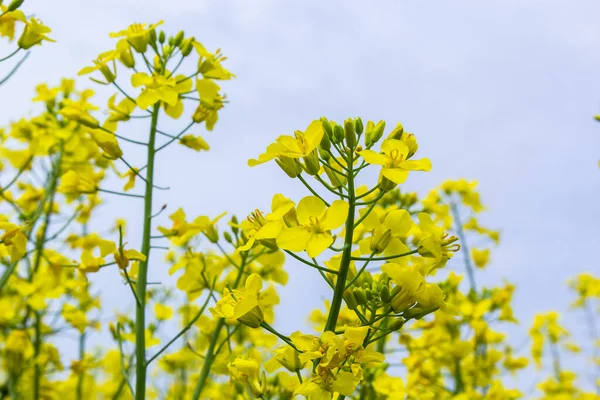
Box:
(358, 208, 413, 256)
(248, 120, 324, 166)
(264, 346, 305, 373)
(131, 72, 178, 110)
(276, 196, 349, 258)
(154, 304, 173, 321)
(106, 94, 136, 128)
(17, 17, 54, 49)
(472, 248, 490, 268)
(58, 170, 98, 196)
(163, 74, 193, 119)
(179, 134, 209, 152)
(359, 138, 431, 185)
(210, 273, 278, 328)
(237, 193, 295, 253)
(228, 358, 267, 397)
(0, 218, 27, 262)
(109, 21, 163, 53)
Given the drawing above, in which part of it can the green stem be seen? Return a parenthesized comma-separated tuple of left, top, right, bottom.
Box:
(297, 174, 330, 206)
(76, 332, 86, 400)
(32, 148, 63, 400)
(450, 202, 477, 292)
(324, 150, 355, 332)
(192, 255, 248, 399)
(134, 103, 160, 400)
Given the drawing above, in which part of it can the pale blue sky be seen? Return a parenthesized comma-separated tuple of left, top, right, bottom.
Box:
(3, 0, 599, 393)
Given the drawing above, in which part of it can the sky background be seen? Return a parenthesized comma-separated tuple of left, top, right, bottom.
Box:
(2, 0, 600, 394)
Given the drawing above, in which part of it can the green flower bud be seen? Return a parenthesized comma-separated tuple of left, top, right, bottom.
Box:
(181, 37, 194, 56)
(354, 117, 364, 135)
(344, 289, 358, 310)
(323, 165, 345, 188)
(353, 287, 367, 305)
(283, 208, 299, 228)
(380, 286, 391, 303)
(302, 150, 320, 176)
(231, 216, 239, 235)
(379, 176, 397, 192)
(174, 31, 185, 47)
(362, 271, 374, 286)
(333, 123, 344, 144)
(158, 30, 166, 44)
(204, 225, 219, 243)
(402, 133, 418, 159)
(378, 272, 389, 285)
(149, 28, 157, 45)
(321, 117, 333, 139)
(388, 318, 406, 332)
(390, 285, 401, 298)
(370, 229, 392, 254)
(387, 122, 404, 140)
(119, 46, 136, 69)
(237, 306, 264, 329)
(364, 121, 375, 147)
(168, 36, 175, 46)
(320, 129, 331, 151)
(365, 288, 373, 301)
(344, 118, 356, 148)
(224, 231, 233, 244)
(7, 0, 24, 12)
(371, 121, 386, 145)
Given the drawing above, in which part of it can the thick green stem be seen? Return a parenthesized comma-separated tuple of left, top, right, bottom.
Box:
(134, 103, 160, 400)
(324, 151, 355, 332)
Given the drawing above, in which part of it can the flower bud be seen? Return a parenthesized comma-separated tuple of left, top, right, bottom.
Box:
(354, 117, 364, 135)
(119, 46, 136, 68)
(321, 117, 333, 139)
(364, 121, 375, 147)
(204, 225, 219, 243)
(181, 37, 194, 56)
(388, 318, 405, 332)
(387, 122, 404, 140)
(379, 176, 397, 192)
(158, 30, 166, 44)
(324, 165, 346, 188)
(99, 64, 116, 84)
(370, 229, 392, 254)
(318, 146, 330, 161)
(344, 118, 356, 148)
(332, 123, 344, 144)
(378, 272, 389, 284)
(148, 28, 157, 45)
(380, 285, 391, 303)
(302, 150, 320, 176)
(174, 31, 185, 47)
(365, 288, 373, 301)
(223, 231, 233, 243)
(237, 306, 264, 328)
(283, 208, 299, 228)
(7, 0, 24, 12)
(391, 285, 401, 298)
(320, 129, 331, 151)
(371, 121, 386, 145)
(231, 216, 239, 234)
(402, 133, 418, 158)
(353, 287, 367, 305)
(168, 36, 175, 46)
(344, 289, 358, 310)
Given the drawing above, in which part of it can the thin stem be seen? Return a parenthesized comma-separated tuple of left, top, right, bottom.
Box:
(155, 121, 195, 152)
(352, 249, 418, 262)
(146, 285, 215, 366)
(450, 202, 477, 292)
(99, 125, 148, 146)
(297, 174, 330, 206)
(98, 188, 144, 199)
(0, 47, 20, 62)
(345, 253, 375, 290)
(261, 322, 301, 352)
(76, 332, 86, 400)
(134, 103, 160, 400)
(284, 250, 338, 274)
(0, 51, 30, 86)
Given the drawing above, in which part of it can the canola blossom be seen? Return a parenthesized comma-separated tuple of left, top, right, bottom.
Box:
(0, 6, 598, 400)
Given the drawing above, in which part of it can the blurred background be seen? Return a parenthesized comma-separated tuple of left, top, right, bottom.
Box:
(2, 0, 599, 393)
